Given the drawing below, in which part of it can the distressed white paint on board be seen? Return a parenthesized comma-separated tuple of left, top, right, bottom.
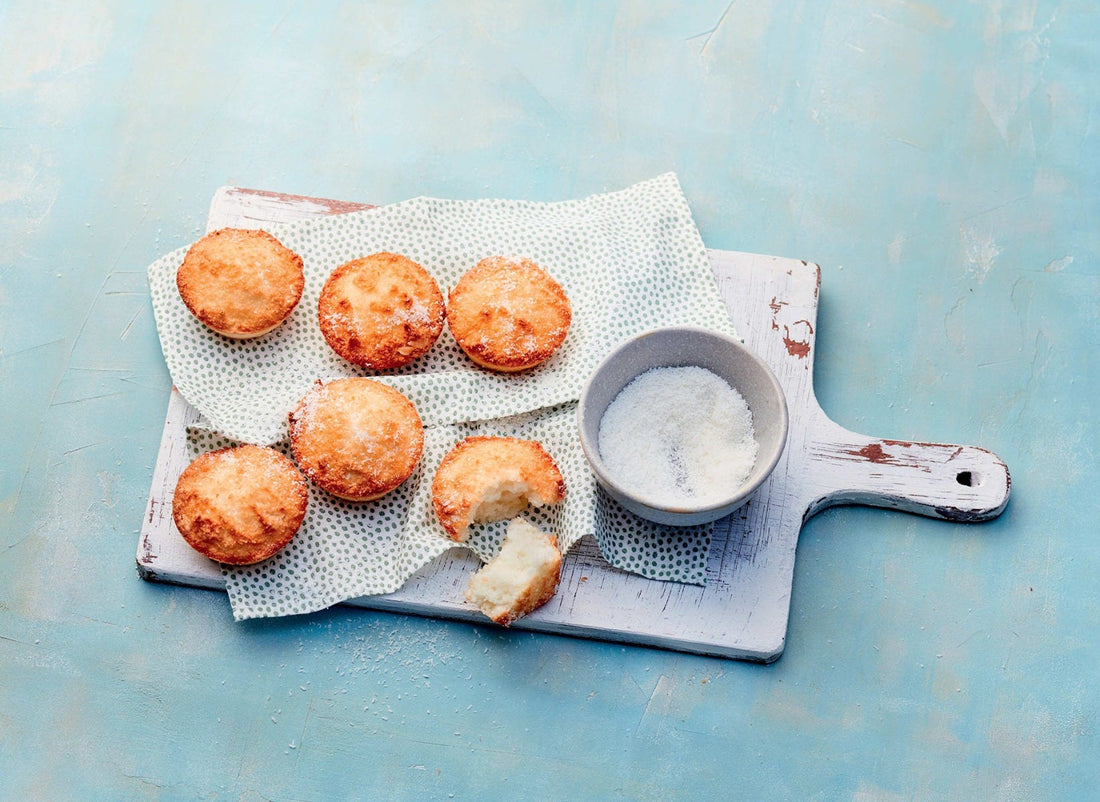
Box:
(137, 188, 1010, 662)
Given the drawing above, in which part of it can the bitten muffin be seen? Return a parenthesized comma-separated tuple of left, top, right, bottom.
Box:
(431, 436, 566, 542)
(446, 256, 571, 372)
(318, 252, 445, 370)
(288, 377, 424, 501)
(464, 517, 562, 626)
(176, 227, 304, 338)
(171, 444, 309, 565)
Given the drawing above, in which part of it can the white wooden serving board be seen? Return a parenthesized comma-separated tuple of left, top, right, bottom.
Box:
(138, 187, 1011, 662)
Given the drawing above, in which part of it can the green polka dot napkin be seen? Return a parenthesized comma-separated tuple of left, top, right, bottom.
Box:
(149, 174, 737, 620)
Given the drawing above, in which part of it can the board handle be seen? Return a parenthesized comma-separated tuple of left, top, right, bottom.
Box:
(805, 419, 1011, 522)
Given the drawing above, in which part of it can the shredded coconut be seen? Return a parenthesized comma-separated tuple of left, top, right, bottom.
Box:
(597, 365, 757, 508)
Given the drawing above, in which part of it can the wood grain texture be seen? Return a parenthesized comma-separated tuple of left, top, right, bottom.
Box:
(138, 188, 1010, 662)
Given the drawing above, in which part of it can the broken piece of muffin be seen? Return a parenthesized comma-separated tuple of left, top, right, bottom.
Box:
(464, 517, 562, 626)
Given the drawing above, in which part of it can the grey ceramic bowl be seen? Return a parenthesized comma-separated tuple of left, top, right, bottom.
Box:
(577, 326, 789, 526)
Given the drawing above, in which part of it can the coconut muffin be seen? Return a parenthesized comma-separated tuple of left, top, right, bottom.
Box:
(446, 256, 571, 372)
(431, 436, 566, 542)
(464, 517, 562, 626)
(172, 444, 309, 565)
(318, 252, 445, 370)
(176, 227, 304, 338)
(288, 377, 424, 501)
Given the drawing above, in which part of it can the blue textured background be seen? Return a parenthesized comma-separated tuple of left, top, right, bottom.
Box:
(2, 2, 1096, 798)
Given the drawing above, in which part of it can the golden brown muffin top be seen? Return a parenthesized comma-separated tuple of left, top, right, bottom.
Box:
(431, 436, 566, 542)
(288, 377, 424, 501)
(446, 256, 571, 372)
(171, 444, 308, 565)
(176, 228, 304, 338)
(318, 252, 445, 370)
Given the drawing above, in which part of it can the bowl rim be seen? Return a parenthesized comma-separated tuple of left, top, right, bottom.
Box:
(577, 325, 789, 520)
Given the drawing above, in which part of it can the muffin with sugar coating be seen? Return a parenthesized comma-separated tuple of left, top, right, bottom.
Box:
(464, 517, 562, 626)
(431, 436, 565, 542)
(171, 444, 308, 565)
(446, 256, 571, 372)
(176, 228, 304, 338)
(318, 252, 445, 370)
(288, 377, 424, 501)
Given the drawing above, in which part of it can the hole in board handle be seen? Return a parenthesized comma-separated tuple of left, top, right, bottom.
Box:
(956, 470, 975, 487)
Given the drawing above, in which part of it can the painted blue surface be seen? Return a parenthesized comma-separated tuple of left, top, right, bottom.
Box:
(1, 2, 1096, 798)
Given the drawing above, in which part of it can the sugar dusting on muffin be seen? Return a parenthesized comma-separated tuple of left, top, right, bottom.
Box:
(176, 228, 304, 338)
(446, 256, 571, 372)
